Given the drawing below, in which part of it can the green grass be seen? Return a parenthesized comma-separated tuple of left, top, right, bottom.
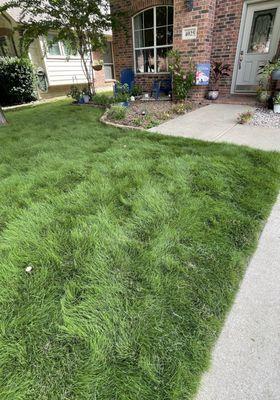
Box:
(0, 101, 279, 400)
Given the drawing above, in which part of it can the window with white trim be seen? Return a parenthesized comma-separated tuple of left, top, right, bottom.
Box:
(103, 42, 115, 80)
(46, 34, 78, 57)
(133, 6, 173, 74)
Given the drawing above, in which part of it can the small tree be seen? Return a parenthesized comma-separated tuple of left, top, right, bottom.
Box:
(0, 0, 116, 95)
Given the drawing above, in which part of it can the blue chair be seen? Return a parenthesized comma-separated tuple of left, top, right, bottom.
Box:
(114, 68, 135, 96)
(151, 77, 172, 99)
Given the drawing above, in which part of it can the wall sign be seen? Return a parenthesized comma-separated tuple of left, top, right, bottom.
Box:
(182, 26, 197, 40)
(196, 63, 211, 86)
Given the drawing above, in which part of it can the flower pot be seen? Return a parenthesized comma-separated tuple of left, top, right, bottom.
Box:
(93, 65, 103, 71)
(117, 101, 129, 107)
(257, 90, 269, 104)
(207, 90, 219, 100)
(83, 94, 90, 104)
(273, 104, 280, 113)
(272, 69, 280, 81)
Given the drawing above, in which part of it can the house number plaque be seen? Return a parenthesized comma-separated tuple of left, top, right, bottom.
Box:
(182, 26, 197, 40)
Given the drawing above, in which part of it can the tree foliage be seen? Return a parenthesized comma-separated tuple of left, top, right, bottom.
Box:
(0, 0, 116, 93)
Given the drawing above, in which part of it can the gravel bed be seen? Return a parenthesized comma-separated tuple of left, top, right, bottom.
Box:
(250, 107, 280, 129)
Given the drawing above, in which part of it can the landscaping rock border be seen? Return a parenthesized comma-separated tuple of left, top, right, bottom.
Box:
(100, 110, 146, 131)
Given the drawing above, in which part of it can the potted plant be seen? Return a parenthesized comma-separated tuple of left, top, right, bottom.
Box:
(81, 87, 91, 104)
(256, 86, 270, 104)
(259, 58, 280, 81)
(92, 60, 104, 71)
(273, 92, 280, 113)
(208, 61, 231, 100)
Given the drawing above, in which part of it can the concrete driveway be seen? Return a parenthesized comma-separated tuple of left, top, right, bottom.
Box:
(149, 104, 280, 151)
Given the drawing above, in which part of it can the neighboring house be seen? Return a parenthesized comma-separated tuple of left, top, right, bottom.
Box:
(0, 3, 115, 98)
(110, 0, 280, 99)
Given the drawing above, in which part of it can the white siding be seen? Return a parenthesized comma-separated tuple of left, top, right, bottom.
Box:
(39, 39, 91, 87)
(44, 57, 90, 86)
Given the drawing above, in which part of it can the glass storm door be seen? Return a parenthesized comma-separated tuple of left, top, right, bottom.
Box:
(236, 1, 280, 92)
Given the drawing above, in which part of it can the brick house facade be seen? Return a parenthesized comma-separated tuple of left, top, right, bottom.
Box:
(110, 0, 280, 100)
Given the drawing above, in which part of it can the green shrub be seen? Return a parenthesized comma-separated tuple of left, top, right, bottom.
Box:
(131, 84, 143, 97)
(0, 57, 37, 106)
(67, 85, 82, 102)
(168, 50, 195, 101)
(92, 93, 114, 107)
(107, 105, 127, 121)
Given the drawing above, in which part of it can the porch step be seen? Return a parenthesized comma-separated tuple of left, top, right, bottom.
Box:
(213, 94, 259, 106)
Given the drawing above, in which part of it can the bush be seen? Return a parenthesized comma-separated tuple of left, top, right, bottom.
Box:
(92, 93, 114, 107)
(0, 57, 37, 106)
(168, 50, 195, 101)
(107, 105, 127, 121)
(68, 85, 82, 102)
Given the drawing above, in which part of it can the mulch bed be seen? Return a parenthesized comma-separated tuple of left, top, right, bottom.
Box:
(106, 100, 198, 129)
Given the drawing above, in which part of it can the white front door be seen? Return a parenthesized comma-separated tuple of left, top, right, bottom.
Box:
(236, 1, 280, 92)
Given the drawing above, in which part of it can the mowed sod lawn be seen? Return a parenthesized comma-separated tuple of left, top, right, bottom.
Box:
(0, 101, 279, 400)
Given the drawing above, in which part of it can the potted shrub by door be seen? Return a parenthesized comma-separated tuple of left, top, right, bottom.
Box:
(207, 62, 231, 100)
(273, 93, 280, 113)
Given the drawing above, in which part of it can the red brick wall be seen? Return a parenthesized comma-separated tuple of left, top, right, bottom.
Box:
(211, 0, 244, 96)
(173, 0, 216, 100)
(93, 50, 115, 89)
(110, 0, 245, 99)
(111, 0, 173, 92)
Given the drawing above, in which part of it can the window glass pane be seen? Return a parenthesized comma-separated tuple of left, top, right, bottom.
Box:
(104, 65, 114, 80)
(134, 13, 144, 30)
(157, 27, 167, 46)
(135, 30, 144, 48)
(63, 41, 77, 57)
(157, 6, 167, 27)
(135, 49, 155, 73)
(167, 25, 173, 45)
(144, 9, 154, 29)
(157, 46, 171, 73)
(103, 42, 113, 64)
(168, 6, 174, 25)
(47, 34, 61, 56)
(248, 8, 276, 54)
(144, 29, 154, 47)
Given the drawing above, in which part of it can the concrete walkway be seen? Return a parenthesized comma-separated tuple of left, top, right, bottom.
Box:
(196, 194, 280, 400)
(149, 104, 280, 151)
(150, 104, 280, 399)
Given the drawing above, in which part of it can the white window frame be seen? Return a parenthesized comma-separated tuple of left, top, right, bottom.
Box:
(132, 5, 173, 75)
(45, 33, 80, 60)
(103, 41, 115, 81)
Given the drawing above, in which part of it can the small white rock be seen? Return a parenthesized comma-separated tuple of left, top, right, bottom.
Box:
(25, 266, 33, 273)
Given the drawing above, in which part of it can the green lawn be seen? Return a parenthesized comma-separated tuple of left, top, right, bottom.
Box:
(0, 101, 279, 400)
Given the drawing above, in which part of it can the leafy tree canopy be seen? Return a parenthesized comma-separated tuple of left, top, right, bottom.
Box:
(0, 0, 118, 92)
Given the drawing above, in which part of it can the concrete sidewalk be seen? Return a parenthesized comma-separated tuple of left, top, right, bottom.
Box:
(196, 194, 280, 400)
(149, 104, 280, 151)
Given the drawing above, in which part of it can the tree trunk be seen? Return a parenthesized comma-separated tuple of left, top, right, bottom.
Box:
(0, 107, 7, 125)
(80, 50, 94, 96)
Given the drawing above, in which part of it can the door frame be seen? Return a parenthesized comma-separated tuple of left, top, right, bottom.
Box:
(231, 0, 280, 94)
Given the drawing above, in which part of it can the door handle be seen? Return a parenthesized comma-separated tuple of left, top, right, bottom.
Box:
(239, 51, 244, 70)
